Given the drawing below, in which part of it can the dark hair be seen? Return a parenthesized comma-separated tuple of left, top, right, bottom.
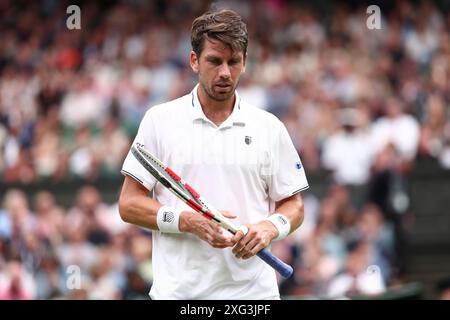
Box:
(191, 9, 248, 57)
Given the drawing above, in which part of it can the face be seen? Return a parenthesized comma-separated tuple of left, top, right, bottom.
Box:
(190, 38, 246, 102)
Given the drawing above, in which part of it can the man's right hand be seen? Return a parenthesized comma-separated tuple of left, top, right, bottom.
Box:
(179, 211, 237, 249)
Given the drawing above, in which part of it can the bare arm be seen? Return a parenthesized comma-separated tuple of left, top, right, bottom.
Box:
(232, 193, 305, 259)
(273, 192, 305, 233)
(118, 175, 162, 230)
(118, 175, 236, 248)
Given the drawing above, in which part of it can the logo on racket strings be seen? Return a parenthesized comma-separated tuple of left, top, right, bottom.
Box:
(245, 136, 252, 145)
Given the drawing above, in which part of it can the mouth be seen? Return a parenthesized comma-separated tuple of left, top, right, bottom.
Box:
(215, 83, 232, 91)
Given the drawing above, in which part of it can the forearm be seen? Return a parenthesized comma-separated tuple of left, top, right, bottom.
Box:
(119, 192, 162, 230)
(119, 194, 199, 232)
(273, 193, 305, 234)
(119, 176, 200, 232)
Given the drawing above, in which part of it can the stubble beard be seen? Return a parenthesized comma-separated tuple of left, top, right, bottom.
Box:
(200, 79, 237, 102)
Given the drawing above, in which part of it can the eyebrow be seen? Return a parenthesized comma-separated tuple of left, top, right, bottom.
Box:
(204, 55, 242, 62)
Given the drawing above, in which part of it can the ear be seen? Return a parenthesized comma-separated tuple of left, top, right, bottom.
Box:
(190, 51, 199, 74)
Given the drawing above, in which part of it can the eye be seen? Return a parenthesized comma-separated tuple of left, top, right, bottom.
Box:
(207, 58, 221, 65)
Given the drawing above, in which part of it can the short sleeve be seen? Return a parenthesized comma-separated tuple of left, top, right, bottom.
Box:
(265, 119, 309, 202)
(121, 110, 158, 191)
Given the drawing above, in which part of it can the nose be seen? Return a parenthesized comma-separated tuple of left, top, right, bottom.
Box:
(218, 63, 231, 80)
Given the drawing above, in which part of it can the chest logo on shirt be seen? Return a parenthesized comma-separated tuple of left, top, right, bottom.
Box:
(296, 161, 302, 170)
(245, 136, 252, 145)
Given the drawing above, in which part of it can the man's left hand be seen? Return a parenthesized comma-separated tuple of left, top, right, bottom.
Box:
(231, 220, 278, 259)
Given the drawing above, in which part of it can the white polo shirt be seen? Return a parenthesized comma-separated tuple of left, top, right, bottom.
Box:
(121, 84, 309, 300)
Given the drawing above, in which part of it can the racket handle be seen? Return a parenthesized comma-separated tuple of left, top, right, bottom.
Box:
(256, 248, 293, 278)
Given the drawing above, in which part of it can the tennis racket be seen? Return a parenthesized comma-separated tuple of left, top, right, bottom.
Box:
(131, 143, 294, 278)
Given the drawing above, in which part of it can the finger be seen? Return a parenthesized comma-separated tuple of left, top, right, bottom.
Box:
(230, 232, 243, 246)
(211, 237, 235, 248)
(238, 226, 249, 236)
(241, 239, 265, 259)
(231, 226, 248, 250)
(212, 243, 232, 249)
(230, 233, 243, 246)
(231, 225, 247, 241)
(219, 210, 237, 219)
(232, 232, 253, 256)
(235, 227, 265, 259)
(205, 231, 232, 247)
(213, 233, 233, 245)
(235, 238, 256, 259)
(203, 220, 235, 247)
(205, 225, 235, 247)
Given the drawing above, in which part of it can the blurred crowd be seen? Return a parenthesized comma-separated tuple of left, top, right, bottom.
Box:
(0, 187, 151, 299)
(0, 0, 449, 299)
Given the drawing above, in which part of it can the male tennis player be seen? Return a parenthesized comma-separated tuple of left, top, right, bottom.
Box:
(118, 9, 308, 299)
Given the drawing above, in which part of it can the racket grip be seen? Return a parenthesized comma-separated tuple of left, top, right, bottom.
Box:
(256, 248, 293, 278)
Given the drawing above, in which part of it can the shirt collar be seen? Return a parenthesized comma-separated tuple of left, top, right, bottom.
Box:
(190, 84, 245, 128)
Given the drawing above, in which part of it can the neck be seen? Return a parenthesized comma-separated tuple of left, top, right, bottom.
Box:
(197, 85, 235, 126)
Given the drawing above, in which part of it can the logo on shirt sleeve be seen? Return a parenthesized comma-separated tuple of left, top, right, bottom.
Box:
(295, 161, 303, 170)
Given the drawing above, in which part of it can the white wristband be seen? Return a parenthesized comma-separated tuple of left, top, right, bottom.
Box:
(266, 213, 291, 241)
(156, 205, 182, 233)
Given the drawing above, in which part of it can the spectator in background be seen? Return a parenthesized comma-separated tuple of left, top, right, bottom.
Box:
(321, 107, 374, 186)
(404, 15, 440, 66)
(56, 222, 98, 278)
(59, 76, 107, 129)
(34, 254, 64, 299)
(371, 97, 420, 164)
(298, 196, 348, 295)
(2, 190, 37, 249)
(327, 241, 386, 299)
(351, 204, 395, 283)
(34, 191, 65, 247)
(68, 125, 96, 180)
(91, 113, 130, 177)
(87, 248, 124, 299)
(32, 105, 65, 181)
(419, 94, 450, 169)
(0, 260, 37, 299)
(63, 186, 112, 246)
